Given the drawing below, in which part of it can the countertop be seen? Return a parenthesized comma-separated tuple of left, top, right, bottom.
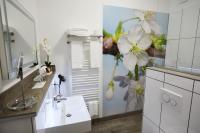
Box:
(0, 71, 55, 120)
(147, 66, 200, 81)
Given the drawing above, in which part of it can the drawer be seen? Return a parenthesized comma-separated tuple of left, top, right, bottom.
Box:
(165, 74, 194, 91)
(194, 81, 200, 94)
(146, 69, 164, 81)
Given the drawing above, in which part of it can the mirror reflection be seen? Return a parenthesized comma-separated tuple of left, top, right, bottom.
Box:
(0, 0, 37, 80)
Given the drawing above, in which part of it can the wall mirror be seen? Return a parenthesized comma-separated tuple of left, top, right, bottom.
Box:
(0, 0, 38, 81)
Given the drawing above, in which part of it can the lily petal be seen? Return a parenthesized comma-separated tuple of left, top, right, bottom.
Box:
(118, 35, 132, 54)
(105, 88, 114, 100)
(128, 25, 143, 43)
(136, 51, 149, 66)
(141, 21, 151, 34)
(123, 53, 137, 71)
(138, 34, 152, 50)
(135, 11, 145, 21)
(148, 20, 161, 35)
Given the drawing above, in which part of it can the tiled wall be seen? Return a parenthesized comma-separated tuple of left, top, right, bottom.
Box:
(165, 2, 200, 72)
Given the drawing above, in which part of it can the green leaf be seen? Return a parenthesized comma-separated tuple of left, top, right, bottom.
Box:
(151, 34, 167, 50)
(103, 29, 113, 38)
(114, 21, 123, 42)
(127, 71, 133, 79)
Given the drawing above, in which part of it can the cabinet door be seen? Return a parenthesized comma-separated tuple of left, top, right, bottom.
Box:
(160, 84, 192, 133)
(165, 40, 179, 67)
(167, 11, 182, 39)
(197, 12, 200, 37)
(192, 38, 200, 70)
(188, 93, 200, 133)
(35, 92, 47, 133)
(194, 81, 200, 94)
(177, 38, 195, 69)
(142, 117, 159, 133)
(143, 77, 163, 126)
(180, 5, 199, 38)
(0, 117, 33, 133)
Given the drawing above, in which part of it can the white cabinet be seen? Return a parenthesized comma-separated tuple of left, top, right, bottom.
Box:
(0, 117, 33, 133)
(167, 11, 182, 39)
(188, 93, 200, 133)
(180, 6, 199, 38)
(177, 38, 195, 68)
(165, 74, 194, 91)
(146, 69, 164, 81)
(35, 90, 49, 133)
(165, 40, 179, 67)
(194, 81, 200, 94)
(197, 14, 200, 37)
(192, 38, 200, 70)
(142, 117, 159, 133)
(143, 77, 163, 126)
(160, 83, 192, 133)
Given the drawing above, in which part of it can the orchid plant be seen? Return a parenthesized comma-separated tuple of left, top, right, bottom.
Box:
(103, 11, 166, 110)
(40, 38, 52, 70)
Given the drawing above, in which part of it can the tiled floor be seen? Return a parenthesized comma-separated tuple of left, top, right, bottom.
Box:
(89, 112, 142, 133)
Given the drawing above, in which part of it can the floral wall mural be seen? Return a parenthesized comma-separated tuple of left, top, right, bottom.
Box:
(103, 6, 169, 117)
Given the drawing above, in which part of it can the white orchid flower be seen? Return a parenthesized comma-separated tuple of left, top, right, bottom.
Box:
(135, 11, 161, 35)
(118, 35, 149, 71)
(41, 38, 51, 56)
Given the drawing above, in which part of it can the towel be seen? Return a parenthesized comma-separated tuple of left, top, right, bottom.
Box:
(88, 101, 99, 117)
(67, 28, 89, 36)
(90, 41, 101, 68)
(71, 41, 84, 69)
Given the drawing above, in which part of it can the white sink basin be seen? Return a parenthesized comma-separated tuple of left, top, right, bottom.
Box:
(44, 96, 91, 133)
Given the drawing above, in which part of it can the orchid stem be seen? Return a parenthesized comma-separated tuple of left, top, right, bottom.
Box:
(135, 64, 139, 81)
(111, 60, 118, 79)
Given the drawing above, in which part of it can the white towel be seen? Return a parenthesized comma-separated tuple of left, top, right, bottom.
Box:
(90, 41, 101, 68)
(71, 41, 84, 69)
(67, 28, 89, 36)
(88, 101, 99, 117)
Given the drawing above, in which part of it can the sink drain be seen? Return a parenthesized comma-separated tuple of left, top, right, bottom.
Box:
(66, 114, 72, 117)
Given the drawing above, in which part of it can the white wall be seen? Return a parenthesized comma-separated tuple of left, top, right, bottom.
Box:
(18, 0, 38, 20)
(35, 0, 170, 96)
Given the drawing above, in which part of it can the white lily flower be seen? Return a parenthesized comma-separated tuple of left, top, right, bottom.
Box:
(118, 35, 149, 71)
(123, 53, 137, 71)
(105, 88, 114, 100)
(127, 25, 152, 51)
(135, 11, 161, 35)
(105, 80, 115, 100)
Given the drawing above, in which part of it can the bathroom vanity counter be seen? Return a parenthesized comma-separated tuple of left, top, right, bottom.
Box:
(147, 66, 200, 81)
(0, 70, 55, 120)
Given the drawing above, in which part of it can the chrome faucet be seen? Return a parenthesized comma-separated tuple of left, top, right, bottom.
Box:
(53, 74, 67, 102)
